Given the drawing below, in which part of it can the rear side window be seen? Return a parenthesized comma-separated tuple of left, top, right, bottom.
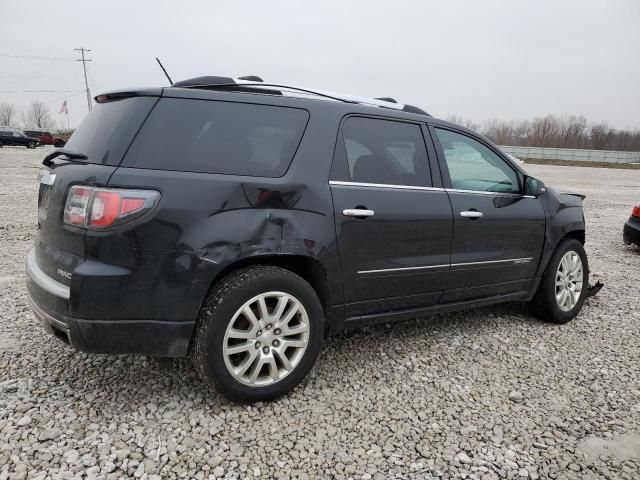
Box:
(332, 116, 430, 187)
(123, 98, 309, 177)
(65, 97, 158, 165)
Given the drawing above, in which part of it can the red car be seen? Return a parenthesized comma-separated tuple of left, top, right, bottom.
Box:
(23, 130, 66, 147)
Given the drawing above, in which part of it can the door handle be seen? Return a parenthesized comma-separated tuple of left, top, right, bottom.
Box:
(460, 210, 483, 218)
(343, 208, 375, 217)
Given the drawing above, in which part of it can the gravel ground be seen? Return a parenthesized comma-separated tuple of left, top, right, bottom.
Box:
(1, 146, 639, 480)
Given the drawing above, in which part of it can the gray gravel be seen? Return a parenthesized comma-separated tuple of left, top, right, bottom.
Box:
(1, 146, 639, 479)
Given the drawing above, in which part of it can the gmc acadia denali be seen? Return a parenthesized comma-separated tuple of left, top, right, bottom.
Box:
(26, 76, 593, 402)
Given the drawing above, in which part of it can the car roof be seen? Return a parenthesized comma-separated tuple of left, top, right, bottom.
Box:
(94, 79, 476, 134)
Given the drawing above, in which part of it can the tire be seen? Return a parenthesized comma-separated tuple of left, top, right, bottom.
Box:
(191, 265, 325, 403)
(0, 141, 3, 148)
(528, 238, 589, 323)
(54, 140, 66, 147)
(27, 142, 36, 149)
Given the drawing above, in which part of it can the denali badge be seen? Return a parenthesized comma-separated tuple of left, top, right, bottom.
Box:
(513, 258, 532, 265)
(57, 269, 72, 280)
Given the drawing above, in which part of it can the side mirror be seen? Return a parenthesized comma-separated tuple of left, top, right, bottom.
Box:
(524, 175, 546, 196)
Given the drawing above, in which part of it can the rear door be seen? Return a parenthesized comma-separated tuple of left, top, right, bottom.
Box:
(330, 116, 453, 317)
(34, 96, 158, 293)
(430, 126, 545, 302)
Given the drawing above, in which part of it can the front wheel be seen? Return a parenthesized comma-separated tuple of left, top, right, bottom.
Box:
(528, 238, 589, 323)
(191, 266, 325, 403)
(27, 142, 36, 149)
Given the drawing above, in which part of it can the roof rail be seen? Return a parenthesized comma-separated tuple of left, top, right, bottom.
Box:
(170, 76, 430, 116)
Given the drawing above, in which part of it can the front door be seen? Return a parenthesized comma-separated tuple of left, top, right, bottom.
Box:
(430, 126, 546, 302)
(330, 116, 453, 317)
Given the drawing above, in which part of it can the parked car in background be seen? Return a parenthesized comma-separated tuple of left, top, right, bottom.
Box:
(623, 203, 640, 247)
(0, 130, 39, 148)
(24, 130, 66, 147)
(26, 76, 594, 402)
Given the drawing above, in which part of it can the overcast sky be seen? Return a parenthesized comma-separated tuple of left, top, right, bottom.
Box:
(2, 0, 639, 129)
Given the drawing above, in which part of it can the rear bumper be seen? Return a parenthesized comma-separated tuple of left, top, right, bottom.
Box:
(623, 217, 640, 246)
(25, 249, 194, 357)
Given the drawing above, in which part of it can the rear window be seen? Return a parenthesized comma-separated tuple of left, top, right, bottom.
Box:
(64, 96, 158, 165)
(122, 98, 309, 177)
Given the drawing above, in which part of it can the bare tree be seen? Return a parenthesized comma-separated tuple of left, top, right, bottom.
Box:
(23, 99, 52, 129)
(558, 115, 587, 148)
(445, 115, 481, 132)
(529, 115, 561, 147)
(482, 119, 514, 145)
(0, 102, 17, 126)
(589, 122, 612, 150)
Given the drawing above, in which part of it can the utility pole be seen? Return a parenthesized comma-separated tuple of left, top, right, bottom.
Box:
(74, 47, 92, 112)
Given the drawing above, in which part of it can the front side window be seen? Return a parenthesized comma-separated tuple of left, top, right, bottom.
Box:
(335, 117, 430, 187)
(434, 128, 520, 194)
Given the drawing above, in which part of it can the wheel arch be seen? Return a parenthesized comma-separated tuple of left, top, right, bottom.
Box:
(527, 227, 587, 301)
(205, 254, 331, 318)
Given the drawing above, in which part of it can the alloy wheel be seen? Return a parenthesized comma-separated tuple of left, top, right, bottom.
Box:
(555, 251, 583, 312)
(222, 291, 310, 387)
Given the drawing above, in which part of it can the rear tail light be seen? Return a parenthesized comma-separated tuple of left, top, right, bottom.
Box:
(64, 186, 160, 229)
(632, 204, 640, 218)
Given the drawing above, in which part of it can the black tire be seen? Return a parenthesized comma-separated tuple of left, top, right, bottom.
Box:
(528, 238, 589, 323)
(191, 265, 325, 403)
(0, 141, 3, 148)
(27, 142, 36, 149)
(54, 140, 66, 147)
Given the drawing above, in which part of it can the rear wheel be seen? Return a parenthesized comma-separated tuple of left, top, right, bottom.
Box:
(528, 238, 588, 323)
(191, 266, 324, 402)
(54, 139, 66, 147)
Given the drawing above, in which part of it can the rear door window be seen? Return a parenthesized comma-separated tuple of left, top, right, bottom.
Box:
(122, 98, 309, 177)
(332, 116, 431, 186)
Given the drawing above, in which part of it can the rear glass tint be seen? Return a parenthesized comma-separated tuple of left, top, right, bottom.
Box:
(122, 98, 309, 177)
(64, 96, 158, 165)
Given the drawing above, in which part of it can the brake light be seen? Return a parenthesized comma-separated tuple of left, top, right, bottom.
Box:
(632, 204, 640, 218)
(63, 186, 160, 229)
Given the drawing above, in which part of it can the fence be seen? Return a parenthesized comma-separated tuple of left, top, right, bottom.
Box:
(499, 146, 640, 164)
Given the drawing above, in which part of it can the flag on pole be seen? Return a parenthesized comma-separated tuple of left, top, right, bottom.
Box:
(59, 100, 68, 115)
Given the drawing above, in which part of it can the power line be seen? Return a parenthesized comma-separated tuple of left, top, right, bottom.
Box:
(43, 91, 85, 105)
(74, 47, 92, 112)
(0, 53, 75, 61)
(0, 89, 81, 93)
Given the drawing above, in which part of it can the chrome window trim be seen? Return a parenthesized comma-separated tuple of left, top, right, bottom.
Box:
(446, 188, 536, 199)
(357, 257, 533, 275)
(329, 180, 444, 192)
(25, 249, 71, 300)
(328, 181, 535, 198)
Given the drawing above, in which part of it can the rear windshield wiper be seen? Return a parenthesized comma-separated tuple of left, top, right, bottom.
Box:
(43, 148, 88, 167)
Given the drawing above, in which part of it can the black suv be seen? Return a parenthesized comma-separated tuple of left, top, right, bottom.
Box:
(26, 77, 591, 402)
(0, 130, 39, 148)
